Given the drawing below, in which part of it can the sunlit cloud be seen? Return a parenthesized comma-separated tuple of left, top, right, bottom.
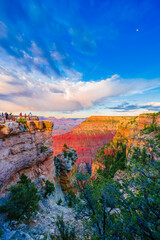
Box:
(0, 67, 160, 113)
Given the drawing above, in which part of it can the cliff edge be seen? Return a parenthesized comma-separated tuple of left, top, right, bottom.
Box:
(0, 120, 54, 194)
(92, 113, 160, 175)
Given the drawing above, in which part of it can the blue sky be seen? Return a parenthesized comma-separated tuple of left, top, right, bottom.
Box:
(0, 0, 160, 117)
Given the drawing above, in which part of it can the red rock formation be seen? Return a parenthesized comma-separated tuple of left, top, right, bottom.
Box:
(53, 116, 134, 172)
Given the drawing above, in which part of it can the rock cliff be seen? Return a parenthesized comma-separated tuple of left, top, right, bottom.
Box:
(53, 116, 134, 173)
(92, 113, 160, 175)
(54, 147, 78, 191)
(0, 120, 54, 194)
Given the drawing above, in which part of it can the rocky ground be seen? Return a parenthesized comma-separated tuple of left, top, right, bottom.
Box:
(0, 194, 89, 240)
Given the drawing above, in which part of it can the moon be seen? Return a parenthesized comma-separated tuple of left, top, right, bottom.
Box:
(136, 29, 139, 32)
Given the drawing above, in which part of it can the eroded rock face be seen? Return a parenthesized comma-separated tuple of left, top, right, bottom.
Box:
(0, 120, 54, 194)
(53, 116, 134, 173)
(92, 114, 160, 175)
(138, 114, 153, 130)
(54, 147, 78, 191)
(137, 114, 160, 130)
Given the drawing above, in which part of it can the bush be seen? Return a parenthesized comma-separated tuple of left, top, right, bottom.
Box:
(44, 180, 55, 197)
(132, 147, 149, 164)
(18, 173, 31, 185)
(76, 155, 160, 240)
(55, 214, 77, 240)
(57, 198, 62, 206)
(96, 141, 127, 179)
(17, 118, 27, 124)
(68, 152, 73, 158)
(65, 191, 79, 208)
(63, 144, 69, 149)
(0, 174, 40, 221)
(155, 133, 160, 141)
(142, 123, 160, 134)
(64, 151, 68, 158)
(41, 145, 48, 152)
(0, 230, 3, 237)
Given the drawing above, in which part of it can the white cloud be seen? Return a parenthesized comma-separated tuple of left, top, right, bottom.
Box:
(0, 68, 160, 113)
(141, 102, 160, 107)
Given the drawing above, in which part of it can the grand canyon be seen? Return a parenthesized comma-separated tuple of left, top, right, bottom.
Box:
(0, 1, 160, 239)
(53, 116, 135, 173)
(0, 113, 160, 239)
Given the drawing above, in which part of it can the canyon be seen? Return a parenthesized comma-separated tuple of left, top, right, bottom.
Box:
(0, 113, 160, 239)
(1, 114, 159, 193)
(0, 119, 79, 197)
(53, 116, 135, 173)
(39, 116, 86, 136)
(92, 113, 160, 175)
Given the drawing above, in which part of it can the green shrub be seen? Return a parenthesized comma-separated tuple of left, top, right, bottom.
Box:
(55, 214, 77, 240)
(0, 174, 40, 221)
(64, 151, 67, 158)
(68, 152, 73, 158)
(147, 138, 154, 146)
(18, 173, 31, 185)
(65, 191, 79, 208)
(132, 147, 149, 164)
(17, 118, 27, 124)
(141, 147, 148, 164)
(155, 133, 160, 141)
(96, 141, 127, 179)
(44, 180, 55, 197)
(132, 147, 141, 160)
(142, 123, 160, 134)
(57, 198, 62, 206)
(76, 159, 160, 240)
(0, 230, 3, 237)
(63, 144, 69, 149)
(144, 112, 160, 117)
(41, 145, 48, 152)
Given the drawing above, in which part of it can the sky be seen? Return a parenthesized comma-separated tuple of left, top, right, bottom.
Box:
(0, 0, 160, 118)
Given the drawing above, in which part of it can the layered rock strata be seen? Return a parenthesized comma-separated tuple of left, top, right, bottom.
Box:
(0, 120, 54, 194)
(92, 114, 160, 175)
(53, 116, 135, 172)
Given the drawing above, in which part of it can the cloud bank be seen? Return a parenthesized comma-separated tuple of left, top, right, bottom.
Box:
(108, 102, 160, 112)
(0, 66, 160, 113)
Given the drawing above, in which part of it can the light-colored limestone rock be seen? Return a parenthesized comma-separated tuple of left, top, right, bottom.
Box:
(0, 120, 55, 194)
(54, 147, 78, 191)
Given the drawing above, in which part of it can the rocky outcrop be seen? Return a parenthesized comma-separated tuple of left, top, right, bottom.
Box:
(0, 120, 54, 194)
(53, 116, 134, 173)
(92, 113, 160, 175)
(138, 113, 160, 130)
(54, 147, 78, 191)
(137, 114, 153, 130)
(0, 196, 87, 240)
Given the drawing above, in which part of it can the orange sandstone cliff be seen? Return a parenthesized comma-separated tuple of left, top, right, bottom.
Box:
(92, 113, 160, 175)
